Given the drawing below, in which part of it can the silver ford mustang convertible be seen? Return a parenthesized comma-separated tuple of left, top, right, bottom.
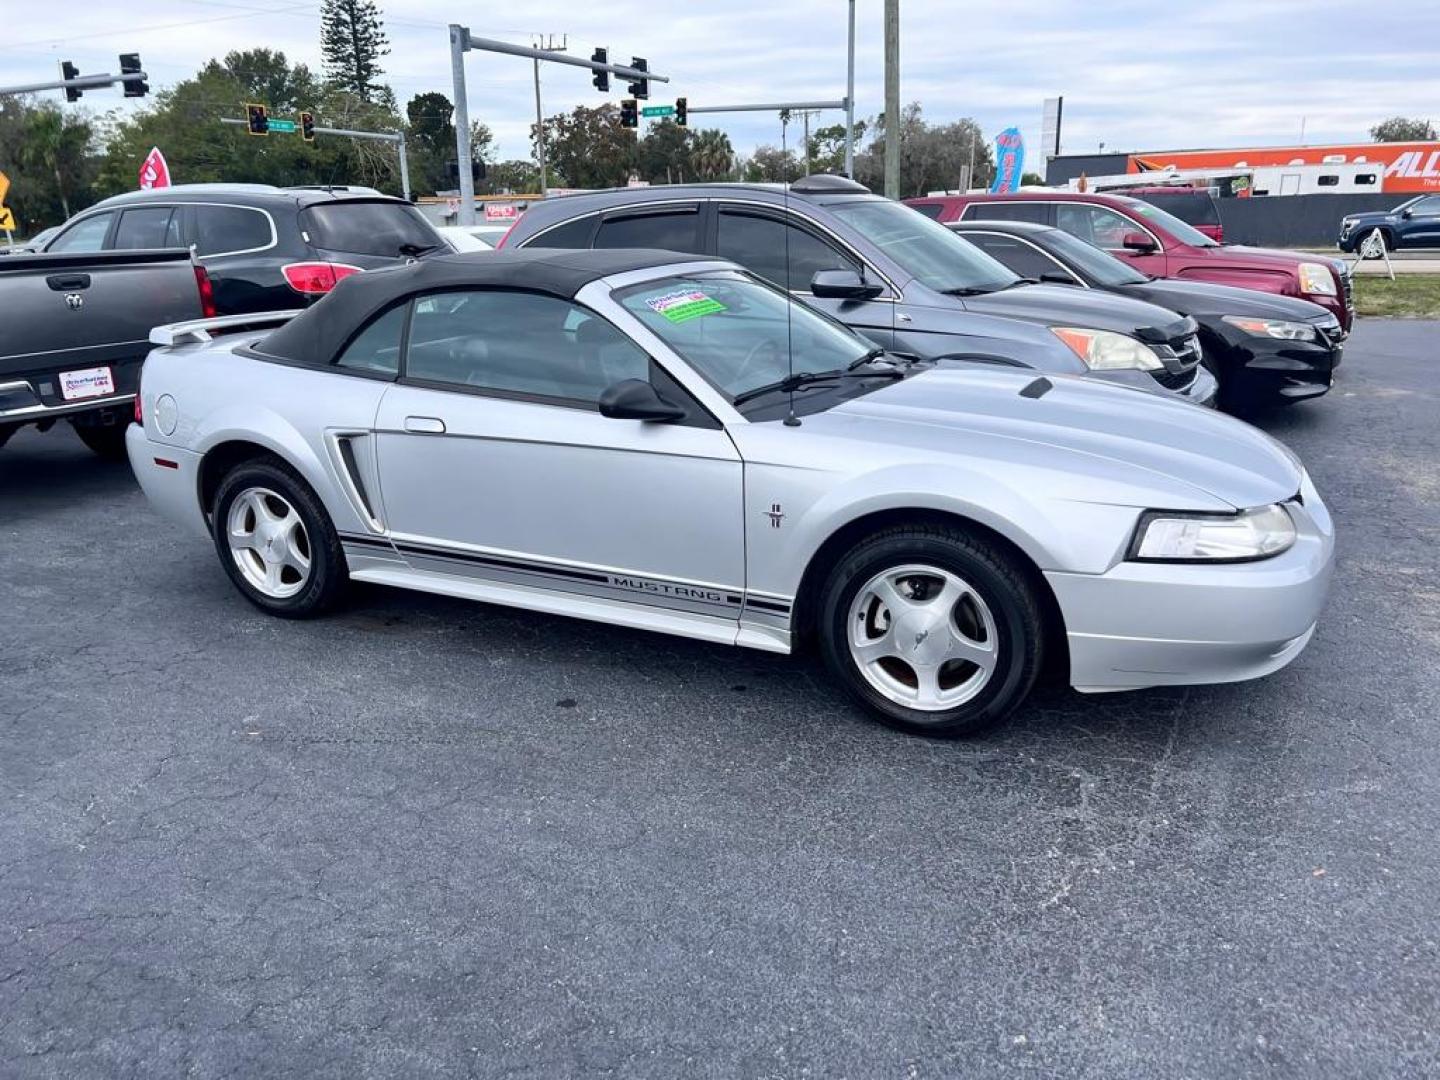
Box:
(128, 249, 1334, 737)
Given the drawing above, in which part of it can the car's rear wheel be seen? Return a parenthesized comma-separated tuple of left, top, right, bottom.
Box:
(817, 523, 1045, 737)
(211, 457, 347, 618)
(71, 419, 130, 461)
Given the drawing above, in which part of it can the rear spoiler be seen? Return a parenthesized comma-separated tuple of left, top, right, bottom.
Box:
(149, 310, 302, 347)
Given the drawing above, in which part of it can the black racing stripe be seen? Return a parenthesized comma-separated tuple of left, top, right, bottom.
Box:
(394, 542, 611, 585)
(746, 597, 792, 614)
(339, 533, 394, 549)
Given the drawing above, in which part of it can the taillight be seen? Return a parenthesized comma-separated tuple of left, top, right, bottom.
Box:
(281, 261, 363, 295)
(495, 222, 518, 249)
(133, 374, 143, 424)
(194, 264, 217, 318)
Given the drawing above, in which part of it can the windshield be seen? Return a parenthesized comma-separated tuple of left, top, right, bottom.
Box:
(827, 199, 1019, 292)
(1117, 197, 1219, 247)
(1042, 228, 1149, 286)
(615, 270, 876, 400)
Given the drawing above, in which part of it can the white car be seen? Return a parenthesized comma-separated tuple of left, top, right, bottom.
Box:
(437, 226, 494, 253)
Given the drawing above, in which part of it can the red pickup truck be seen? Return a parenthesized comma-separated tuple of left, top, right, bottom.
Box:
(906, 191, 1353, 332)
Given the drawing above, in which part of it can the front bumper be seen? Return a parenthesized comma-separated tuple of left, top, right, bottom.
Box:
(1088, 364, 1219, 407)
(1215, 331, 1341, 407)
(126, 424, 209, 538)
(1046, 483, 1334, 692)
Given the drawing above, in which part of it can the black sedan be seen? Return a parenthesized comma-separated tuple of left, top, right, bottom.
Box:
(948, 220, 1344, 412)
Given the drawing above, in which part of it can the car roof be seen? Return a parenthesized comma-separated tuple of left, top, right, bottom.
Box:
(92, 183, 411, 211)
(515, 177, 881, 229)
(948, 220, 1055, 235)
(910, 191, 1140, 207)
(254, 249, 721, 367)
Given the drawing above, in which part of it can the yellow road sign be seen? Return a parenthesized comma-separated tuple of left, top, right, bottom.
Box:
(0, 170, 9, 205)
(0, 206, 15, 232)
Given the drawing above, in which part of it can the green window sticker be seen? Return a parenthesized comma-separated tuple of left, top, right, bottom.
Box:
(644, 288, 727, 324)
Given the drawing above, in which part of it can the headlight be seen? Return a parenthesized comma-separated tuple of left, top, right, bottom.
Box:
(1221, 315, 1318, 341)
(1051, 327, 1163, 371)
(1298, 262, 1337, 296)
(1130, 504, 1296, 562)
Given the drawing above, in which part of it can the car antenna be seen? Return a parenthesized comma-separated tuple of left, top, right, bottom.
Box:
(783, 162, 800, 427)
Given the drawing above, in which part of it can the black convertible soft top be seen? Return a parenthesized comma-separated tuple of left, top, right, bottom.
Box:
(253, 248, 713, 369)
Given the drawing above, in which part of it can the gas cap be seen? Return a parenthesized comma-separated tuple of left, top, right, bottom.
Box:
(155, 394, 179, 436)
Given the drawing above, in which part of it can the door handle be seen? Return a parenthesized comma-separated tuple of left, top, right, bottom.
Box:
(46, 273, 91, 291)
(404, 416, 446, 434)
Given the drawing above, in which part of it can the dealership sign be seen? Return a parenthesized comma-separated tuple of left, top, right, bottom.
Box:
(1129, 142, 1440, 193)
(990, 127, 1026, 193)
(138, 147, 171, 190)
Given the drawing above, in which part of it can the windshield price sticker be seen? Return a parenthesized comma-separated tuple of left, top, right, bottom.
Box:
(645, 288, 726, 323)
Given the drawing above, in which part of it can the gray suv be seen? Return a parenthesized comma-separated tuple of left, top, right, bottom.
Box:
(503, 175, 1217, 404)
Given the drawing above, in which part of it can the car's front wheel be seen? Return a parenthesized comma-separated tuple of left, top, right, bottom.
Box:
(1357, 227, 1391, 257)
(210, 457, 348, 618)
(817, 523, 1045, 737)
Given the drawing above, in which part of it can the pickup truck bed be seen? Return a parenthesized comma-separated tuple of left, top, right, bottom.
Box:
(0, 248, 207, 458)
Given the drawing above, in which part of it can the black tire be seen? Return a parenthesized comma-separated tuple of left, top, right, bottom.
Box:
(1358, 228, 1390, 257)
(817, 523, 1045, 738)
(210, 456, 348, 618)
(72, 419, 131, 461)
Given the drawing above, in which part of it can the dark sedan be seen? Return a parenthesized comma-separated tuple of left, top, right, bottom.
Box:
(950, 220, 1343, 413)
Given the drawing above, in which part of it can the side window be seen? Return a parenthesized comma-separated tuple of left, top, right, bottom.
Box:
(334, 305, 406, 376)
(47, 213, 115, 252)
(112, 207, 178, 249)
(963, 234, 1070, 280)
(1055, 204, 1139, 249)
(1413, 196, 1440, 215)
(716, 210, 854, 291)
(405, 290, 649, 406)
(964, 202, 1048, 223)
(526, 216, 597, 249)
(192, 205, 273, 256)
(594, 210, 702, 253)
(909, 203, 945, 220)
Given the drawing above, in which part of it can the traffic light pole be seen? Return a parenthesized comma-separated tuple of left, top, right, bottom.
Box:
(221, 119, 411, 201)
(448, 23, 669, 225)
(0, 70, 147, 97)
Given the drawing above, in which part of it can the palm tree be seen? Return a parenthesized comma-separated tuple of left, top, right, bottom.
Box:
(689, 129, 734, 181)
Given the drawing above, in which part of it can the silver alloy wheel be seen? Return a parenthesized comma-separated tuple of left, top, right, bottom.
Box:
(226, 486, 312, 599)
(846, 563, 998, 712)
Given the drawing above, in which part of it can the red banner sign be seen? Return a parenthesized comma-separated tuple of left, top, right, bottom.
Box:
(138, 147, 171, 191)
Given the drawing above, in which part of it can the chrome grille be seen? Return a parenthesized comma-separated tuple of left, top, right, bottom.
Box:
(1149, 334, 1201, 392)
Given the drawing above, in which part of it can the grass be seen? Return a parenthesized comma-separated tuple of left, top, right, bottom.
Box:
(1353, 274, 1440, 318)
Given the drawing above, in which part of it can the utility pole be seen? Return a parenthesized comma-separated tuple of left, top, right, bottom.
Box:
(845, 0, 856, 178)
(883, 0, 900, 199)
(800, 109, 815, 176)
(532, 34, 567, 198)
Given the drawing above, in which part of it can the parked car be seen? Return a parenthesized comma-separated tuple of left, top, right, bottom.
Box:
(950, 220, 1343, 412)
(1338, 193, 1440, 253)
(1111, 186, 1224, 242)
(436, 225, 493, 252)
(41, 184, 445, 314)
(906, 191, 1354, 332)
(0, 225, 61, 255)
(128, 249, 1333, 738)
(1, 247, 211, 458)
(502, 177, 1217, 406)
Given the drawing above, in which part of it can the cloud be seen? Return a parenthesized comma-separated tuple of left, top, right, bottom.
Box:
(3, 0, 1437, 171)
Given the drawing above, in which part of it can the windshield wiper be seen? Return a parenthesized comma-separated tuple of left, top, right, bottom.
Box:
(940, 286, 995, 296)
(732, 365, 903, 406)
(846, 346, 887, 371)
(399, 241, 443, 257)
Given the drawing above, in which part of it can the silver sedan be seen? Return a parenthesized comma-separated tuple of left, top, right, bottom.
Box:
(127, 249, 1334, 737)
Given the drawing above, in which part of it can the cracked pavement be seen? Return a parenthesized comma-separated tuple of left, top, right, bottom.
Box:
(2, 320, 1438, 1078)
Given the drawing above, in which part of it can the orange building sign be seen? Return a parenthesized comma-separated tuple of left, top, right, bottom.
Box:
(1128, 143, 1440, 192)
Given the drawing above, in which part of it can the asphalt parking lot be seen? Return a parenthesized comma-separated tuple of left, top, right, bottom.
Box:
(2, 320, 1438, 1079)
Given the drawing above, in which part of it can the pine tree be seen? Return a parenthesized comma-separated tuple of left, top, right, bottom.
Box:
(320, 0, 390, 101)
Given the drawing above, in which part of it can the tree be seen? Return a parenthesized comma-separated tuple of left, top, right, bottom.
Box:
(320, 0, 390, 102)
(214, 49, 319, 112)
(1020, 171, 1045, 187)
(533, 105, 635, 189)
(483, 159, 540, 195)
(743, 145, 799, 183)
(689, 129, 735, 180)
(1370, 117, 1436, 142)
(637, 118, 692, 184)
(806, 121, 866, 176)
(0, 97, 97, 230)
(855, 105, 994, 198)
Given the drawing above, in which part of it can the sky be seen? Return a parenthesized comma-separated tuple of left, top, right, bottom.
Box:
(4, 0, 1438, 170)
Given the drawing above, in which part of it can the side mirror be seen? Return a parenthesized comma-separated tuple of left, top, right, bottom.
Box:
(598, 378, 686, 422)
(1121, 231, 1158, 253)
(810, 268, 884, 300)
(1039, 269, 1079, 285)
(1400, 208, 1413, 219)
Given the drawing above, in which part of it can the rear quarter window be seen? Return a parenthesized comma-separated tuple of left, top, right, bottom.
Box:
(193, 205, 274, 256)
(301, 201, 439, 257)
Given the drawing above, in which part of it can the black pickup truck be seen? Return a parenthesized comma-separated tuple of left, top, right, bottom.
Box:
(0, 248, 209, 459)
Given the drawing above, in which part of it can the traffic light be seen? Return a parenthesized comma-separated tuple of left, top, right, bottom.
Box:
(119, 53, 147, 98)
(676, 97, 688, 127)
(300, 111, 316, 142)
(246, 103, 268, 136)
(627, 57, 649, 100)
(591, 48, 609, 93)
(619, 99, 638, 129)
(60, 61, 82, 103)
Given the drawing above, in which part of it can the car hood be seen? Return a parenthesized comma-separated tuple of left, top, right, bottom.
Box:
(1196, 244, 1331, 271)
(1116, 278, 1335, 323)
(957, 283, 1194, 340)
(1343, 210, 1404, 226)
(818, 366, 1302, 510)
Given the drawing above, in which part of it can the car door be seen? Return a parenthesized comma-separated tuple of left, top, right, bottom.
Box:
(1400, 195, 1440, 248)
(1055, 203, 1166, 276)
(714, 204, 895, 350)
(372, 287, 747, 622)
